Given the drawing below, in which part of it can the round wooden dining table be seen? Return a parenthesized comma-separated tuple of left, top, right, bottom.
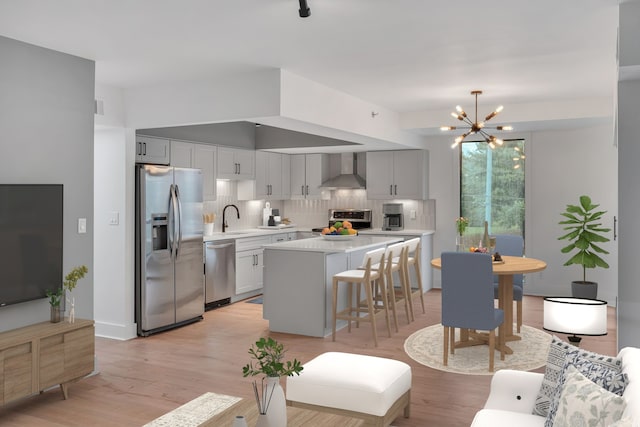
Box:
(431, 255, 547, 353)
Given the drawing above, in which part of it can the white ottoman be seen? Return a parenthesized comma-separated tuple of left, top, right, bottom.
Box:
(286, 352, 412, 427)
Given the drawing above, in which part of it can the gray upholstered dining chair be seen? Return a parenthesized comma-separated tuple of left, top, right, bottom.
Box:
(493, 235, 524, 332)
(441, 251, 505, 372)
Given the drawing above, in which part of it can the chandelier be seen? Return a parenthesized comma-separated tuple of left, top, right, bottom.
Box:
(441, 90, 512, 149)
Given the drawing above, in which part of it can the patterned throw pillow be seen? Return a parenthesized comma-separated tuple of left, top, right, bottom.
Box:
(544, 348, 628, 427)
(551, 365, 626, 427)
(533, 336, 579, 417)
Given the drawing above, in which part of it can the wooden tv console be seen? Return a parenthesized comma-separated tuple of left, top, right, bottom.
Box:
(0, 318, 94, 405)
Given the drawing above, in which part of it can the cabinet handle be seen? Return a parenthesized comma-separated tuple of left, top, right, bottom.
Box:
(394, 184, 397, 195)
(306, 185, 309, 195)
(143, 142, 147, 155)
(301, 185, 305, 196)
(390, 185, 393, 195)
(137, 142, 141, 155)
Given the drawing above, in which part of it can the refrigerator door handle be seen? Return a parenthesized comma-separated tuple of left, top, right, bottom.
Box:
(174, 184, 183, 258)
(168, 184, 179, 260)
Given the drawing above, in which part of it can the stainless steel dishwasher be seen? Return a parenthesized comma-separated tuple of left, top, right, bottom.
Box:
(204, 239, 235, 310)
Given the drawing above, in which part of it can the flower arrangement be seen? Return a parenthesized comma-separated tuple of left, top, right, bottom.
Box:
(46, 265, 88, 307)
(242, 337, 303, 415)
(455, 216, 469, 236)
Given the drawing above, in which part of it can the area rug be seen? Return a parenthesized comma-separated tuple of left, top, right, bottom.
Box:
(246, 296, 263, 304)
(404, 324, 551, 375)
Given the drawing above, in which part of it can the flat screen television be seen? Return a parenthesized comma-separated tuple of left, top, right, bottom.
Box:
(0, 184, 63, 307)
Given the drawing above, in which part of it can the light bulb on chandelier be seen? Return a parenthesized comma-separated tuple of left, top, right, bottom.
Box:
(442, 90, 512, 149)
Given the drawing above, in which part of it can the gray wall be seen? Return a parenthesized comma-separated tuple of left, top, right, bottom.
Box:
(0, 36, 95, 331)
(618, 79, 640, 349)
(617, 1, 640, 349)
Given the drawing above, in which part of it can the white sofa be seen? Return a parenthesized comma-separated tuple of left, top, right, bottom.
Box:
(471, 347, 640, 426)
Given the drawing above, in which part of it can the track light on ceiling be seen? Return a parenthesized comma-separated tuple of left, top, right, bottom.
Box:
(299, 0, 311, 18)
(442, 90, 513, 150)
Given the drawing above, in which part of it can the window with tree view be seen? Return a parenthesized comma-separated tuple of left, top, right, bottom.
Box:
(460, 139, 525, 247)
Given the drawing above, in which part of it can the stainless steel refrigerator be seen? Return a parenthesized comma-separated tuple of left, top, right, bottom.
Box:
(135, 164, 204, 336)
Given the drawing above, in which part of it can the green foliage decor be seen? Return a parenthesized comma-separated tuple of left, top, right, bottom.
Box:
(558, 195, 610, 282)
(46, 265, 88, 307)
(242, 337, 303, 378)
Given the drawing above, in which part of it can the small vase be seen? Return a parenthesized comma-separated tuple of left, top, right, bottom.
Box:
(50, 306, 62, 323)
(456, 235, 465, 252)
(262, 377, 287, 427)
(255, 414, 270, 427)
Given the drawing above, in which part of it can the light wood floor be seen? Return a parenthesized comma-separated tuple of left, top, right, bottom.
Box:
(0, 290, 617, 427)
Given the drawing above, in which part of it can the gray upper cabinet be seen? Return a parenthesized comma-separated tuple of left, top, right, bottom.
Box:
(366, 150, 429, 200)
(238, 151, 290, 200)
(170, 140, 217, 201)
(217, 147, 255, 180)
(290, 154, 330, 200)
(136, 136, 170, 165)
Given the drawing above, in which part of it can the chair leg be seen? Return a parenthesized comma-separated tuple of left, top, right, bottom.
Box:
(347, 282, 353, 332)
(386, 269, 400, 333)
(499, 322, 505, 361)
(450, 327, 455, 354)
(401, 260, 415, 322)
(414, 259, 425, 314)
(489, 330, 495, 372)
(517, 300, 522, 333)
(364, 280, 378, 347)
(377, 277, 393, 338)
(443, 326, 449, 366)
(332, 278, 338, 342)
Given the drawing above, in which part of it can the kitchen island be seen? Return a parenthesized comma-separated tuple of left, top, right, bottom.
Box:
(262, 236, 403, 337)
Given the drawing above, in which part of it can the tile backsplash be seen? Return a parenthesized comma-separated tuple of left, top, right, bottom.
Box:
(204, 181, 435, 232)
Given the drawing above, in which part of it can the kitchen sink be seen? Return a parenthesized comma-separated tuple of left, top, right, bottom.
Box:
(223, 231, 252, 236)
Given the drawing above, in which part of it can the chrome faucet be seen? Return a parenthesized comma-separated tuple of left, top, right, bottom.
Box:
(222, 204, 240, 233)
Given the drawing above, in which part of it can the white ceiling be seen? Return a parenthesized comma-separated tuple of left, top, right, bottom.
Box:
(0, 0, 620, 138)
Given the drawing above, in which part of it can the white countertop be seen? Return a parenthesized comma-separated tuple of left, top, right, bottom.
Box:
(203, 227, 434, 243)
(203, 227, 300, 242)
(262, 236, 403, 254)
(358, 228, 435, 236)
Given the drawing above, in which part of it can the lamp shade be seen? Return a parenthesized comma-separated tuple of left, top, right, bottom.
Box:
(543, 297, 607, 336)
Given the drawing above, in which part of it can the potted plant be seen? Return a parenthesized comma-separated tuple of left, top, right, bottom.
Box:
(46, 265, 88, 323)
(242, 337, 303, 427)
(558, 195, 610, 299)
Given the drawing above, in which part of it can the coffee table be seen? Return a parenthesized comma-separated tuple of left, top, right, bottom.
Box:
(199, 397, 365, 426)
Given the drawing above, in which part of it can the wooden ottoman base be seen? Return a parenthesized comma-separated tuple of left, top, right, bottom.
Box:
(288, 390, 410, 427)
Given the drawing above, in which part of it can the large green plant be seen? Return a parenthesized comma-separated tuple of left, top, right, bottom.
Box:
(558, 195, 610, 282)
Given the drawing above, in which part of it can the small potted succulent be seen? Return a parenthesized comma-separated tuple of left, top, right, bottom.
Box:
(242, 337, 303, 426)
(46, 265, 88, 323)
(558, 195, 610, 299)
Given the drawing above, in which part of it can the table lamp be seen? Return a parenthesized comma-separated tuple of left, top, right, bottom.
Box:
(543, 297, 607, 346)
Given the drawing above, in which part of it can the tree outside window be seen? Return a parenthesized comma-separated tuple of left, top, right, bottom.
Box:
(460, 139, 525, 247)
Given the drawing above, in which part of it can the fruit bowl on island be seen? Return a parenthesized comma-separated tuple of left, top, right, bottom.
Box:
(320, 221, 358, 240)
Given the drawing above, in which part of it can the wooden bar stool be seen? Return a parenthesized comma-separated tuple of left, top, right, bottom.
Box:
(404, 238, 425, 319)
(382, 242, 412, 328)
(332, 248, 391, 347)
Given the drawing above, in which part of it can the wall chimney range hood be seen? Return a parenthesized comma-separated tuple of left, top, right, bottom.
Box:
(320, 153, 366, 189)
